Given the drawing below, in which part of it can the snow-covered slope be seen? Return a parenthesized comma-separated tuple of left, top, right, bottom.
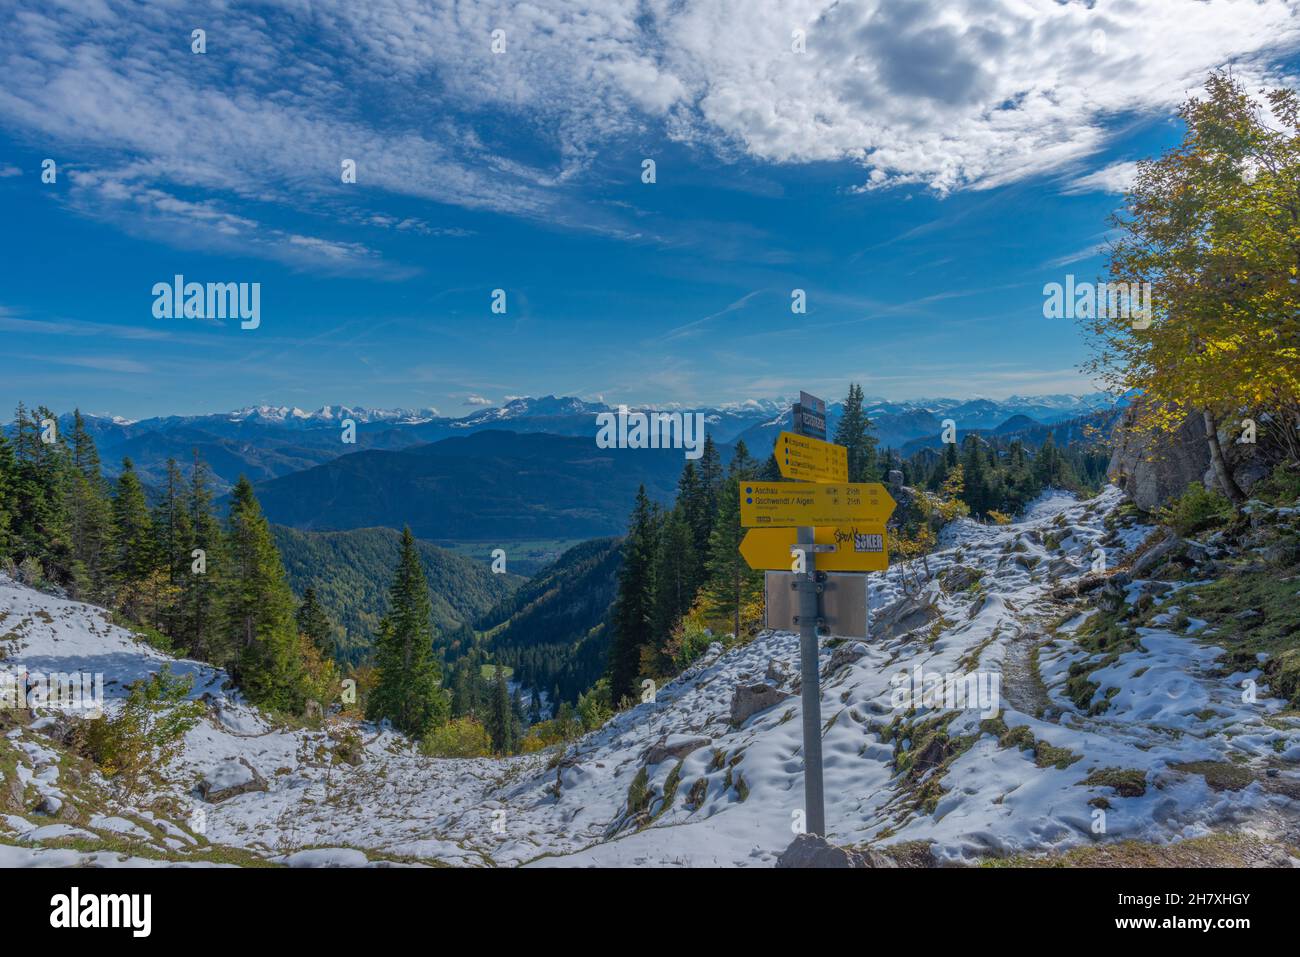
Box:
(2, 486, 1298, 867)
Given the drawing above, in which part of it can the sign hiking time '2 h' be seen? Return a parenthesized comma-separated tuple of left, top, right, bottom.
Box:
(739, 481, 897, 528)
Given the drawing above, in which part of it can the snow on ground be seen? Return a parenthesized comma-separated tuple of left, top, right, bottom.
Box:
(1, 484, 1298, 867)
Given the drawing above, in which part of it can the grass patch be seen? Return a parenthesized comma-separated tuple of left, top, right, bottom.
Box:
(984, 832, 1290, 868)
(1080, 767, 1147, 797)
(1033, 742, 1082, 770)
(1170, 760, 1254, 791)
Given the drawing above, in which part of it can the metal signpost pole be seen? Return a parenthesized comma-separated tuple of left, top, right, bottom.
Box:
(795, 524, 825, 837)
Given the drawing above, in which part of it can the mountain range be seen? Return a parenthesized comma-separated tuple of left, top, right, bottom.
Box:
(14, 392, 1119, 492)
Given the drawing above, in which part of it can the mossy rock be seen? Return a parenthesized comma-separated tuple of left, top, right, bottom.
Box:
(1170, 761, 1254, 791)
(1033, 742, 1082, 770)
(1081, 767, 1147, 797)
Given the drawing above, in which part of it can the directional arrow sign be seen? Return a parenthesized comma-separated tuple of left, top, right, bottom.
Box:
(740, 482, 896, 527)
(741, 524, 889, 571)
(777, 431, 847, 484)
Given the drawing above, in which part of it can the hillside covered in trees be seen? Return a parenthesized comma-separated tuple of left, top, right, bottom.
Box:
(272, 524, 519, 663)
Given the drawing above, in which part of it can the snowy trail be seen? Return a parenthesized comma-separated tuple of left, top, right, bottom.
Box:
(2, 485, 1299, 867)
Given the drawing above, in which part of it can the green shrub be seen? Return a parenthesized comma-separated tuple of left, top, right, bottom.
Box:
(420, 716, 492, 758)
(1159, 482, 1234, 536)
(1251, 462, 1300, 506)
(578, 678, 614, 731)
(668, 617, 714, 670)
(74, 666, 204, 796)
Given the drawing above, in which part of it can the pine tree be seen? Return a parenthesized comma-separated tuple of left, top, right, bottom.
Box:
(367, 527, 447, 737)
(704, 475, 763, 642)
(677, 460, 713, 584)
(223, 476, 307, 712)
(1035, 434, 1061, 487)
(699, 436, 723, 507)
(295, 586, 335, 658)
(834, 384, 879, 482)
(151, 457, 192, 634)
(181, 452, 225, 662)
(608, 486, 659, 703)
(0, 431, 15, 560)
(486, 664, 515, 754)
(111, 458, 157, 587)
(727, 439, 759, 479)
(961, 436, 988, 517)
(64, 410, 113, 600)
(648, 505, 696, 675)
(11, 404, 71, 578)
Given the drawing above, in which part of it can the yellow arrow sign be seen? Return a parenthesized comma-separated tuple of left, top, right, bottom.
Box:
(740, 525, 890, 571)
(740, 482, 896, 527)
(776, 431, 847, 483)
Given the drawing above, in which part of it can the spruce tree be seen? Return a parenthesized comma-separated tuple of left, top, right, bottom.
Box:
(834, 383, 879, 482)
(11, 404, 71, 578)
(111, 458, 157, 587)
(699, 436, 723, 508)
(367, 527, 447, 737)
(649, 505, 696, 674)
(295, 586, 334, 657)
(677, 460, 713, 583)
(181, 452, 225, 662)
(1035, 434, 1061, 487)
(962, 436, 988, 517)
(727, 439, 759, 479)
(64, 410, 113, 600)
(151, 457, 193, 634)
(486, 664, 514, 754)
(608, 486, 659, 703)
(704, 475, 763, 642)
(0, 431, 14, 560)
(223, 476, 306, 711)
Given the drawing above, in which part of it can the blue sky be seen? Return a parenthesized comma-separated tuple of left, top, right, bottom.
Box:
(2, 1, 1299, 420)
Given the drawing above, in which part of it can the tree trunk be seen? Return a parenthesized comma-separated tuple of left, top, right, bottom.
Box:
(1203, 408, 1245, 503)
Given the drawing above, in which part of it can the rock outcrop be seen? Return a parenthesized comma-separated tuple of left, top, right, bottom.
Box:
(776, 834, 897, 868)
(1108, 404, 1211, 511)
(872, 581, 943, 640)
(199, 757, 268, 804)
(729, 683, 791, 727)
(644, 735, 711, 766)
(1109, 400, 1282, 510)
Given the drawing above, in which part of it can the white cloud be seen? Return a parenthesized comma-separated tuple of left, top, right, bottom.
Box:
(1064, 161, 1143, 196)
(0, 0, 1296, 259)
(462, 394, 494, 406)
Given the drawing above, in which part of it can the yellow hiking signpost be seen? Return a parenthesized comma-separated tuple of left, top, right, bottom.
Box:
(776, 430, 848, 483)
(737, 391, 898, 841)
(739, 481, 897, 528)
(739, 524, 889, 572)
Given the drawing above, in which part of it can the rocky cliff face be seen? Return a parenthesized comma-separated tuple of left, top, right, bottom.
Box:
(1107, 401, 1277, 510)
(1107, 405, 1211, 511)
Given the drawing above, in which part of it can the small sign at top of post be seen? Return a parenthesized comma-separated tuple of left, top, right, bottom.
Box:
(792, 390, 827, 440)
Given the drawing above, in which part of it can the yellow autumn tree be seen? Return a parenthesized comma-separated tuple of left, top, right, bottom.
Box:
(1084, 72, 1300, 501)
